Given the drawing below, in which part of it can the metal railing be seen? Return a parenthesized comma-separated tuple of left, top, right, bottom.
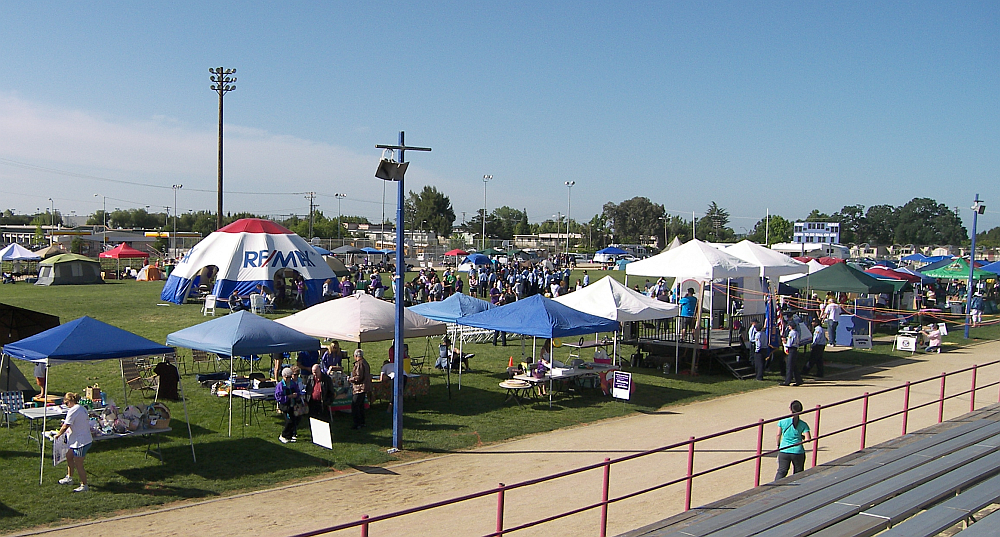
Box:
(290, 359, 1000, 537)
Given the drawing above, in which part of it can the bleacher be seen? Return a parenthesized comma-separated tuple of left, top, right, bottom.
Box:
(620, 404, 1000, 537)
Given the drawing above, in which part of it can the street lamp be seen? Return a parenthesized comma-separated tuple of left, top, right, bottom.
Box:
(48, 198, 54, 228)
(94, 194, 107, 250)
(209, 66, 236, 230)
(564, 181, 575, 255)
(334, 193, 347, 241)
(482, 175, 492, 250)
(553, 212, 562, 256)
(172, 185, 183, 257)
(966, 195, 985, 339)
(375, 131, 431, 452)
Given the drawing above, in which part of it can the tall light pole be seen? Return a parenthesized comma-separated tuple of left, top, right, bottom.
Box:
(48, 198, 54, 228)
(171, 185, 183, 257)
(209, 66, 236, 230)
(482, 174, 493, 250)
(564, 181, 575, 255)
(966, 194, 985, 339)
(94, 194, 107, 250)
(659, 216, 668, 249)
(375, 131, 431, 452)
(334, 193, 347, 241)
(553, 212, 562, 256)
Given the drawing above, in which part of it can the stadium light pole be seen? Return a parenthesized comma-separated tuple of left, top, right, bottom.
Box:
(172, 185, 183, 256)
(482, 175, 492, 250)
(94, 194, 107, 250)
(966, 194, 985, 339)
(375, 132, 431, 452)
(564, 181, 575, 255)
(48, 198, 53, 228)
(209, 66, 236, 230)
(334, 193, 347, 241)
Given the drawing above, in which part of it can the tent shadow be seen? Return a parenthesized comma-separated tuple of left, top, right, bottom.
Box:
(0, 501, 25, 518)
(116, 438, 332, 482)
(93, 481, 219, 499)
(0, 448, 42, 459)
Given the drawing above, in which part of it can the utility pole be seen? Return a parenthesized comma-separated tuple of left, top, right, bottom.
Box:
(304, 192, 316, 238)
(966, 194, 985, 339)
(482, 175, 492, 250)
(564, 181, 575, 255)
(209, 66, 236, 230)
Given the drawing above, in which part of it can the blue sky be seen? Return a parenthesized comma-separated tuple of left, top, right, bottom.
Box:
(1, 2, 997, 233)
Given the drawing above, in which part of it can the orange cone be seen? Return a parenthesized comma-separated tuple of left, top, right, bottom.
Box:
(508, 356, 514, 367)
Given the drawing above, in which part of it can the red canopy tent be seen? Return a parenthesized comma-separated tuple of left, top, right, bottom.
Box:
(866, 266, 921, 283)
(98, 243, 150, 279)
(816, 257, 846, 266)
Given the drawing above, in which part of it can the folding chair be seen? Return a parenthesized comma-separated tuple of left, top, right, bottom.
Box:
(202, 295, 218, 316)
(1, 391, 26, 428)
(191, 350, 217, 372)
(120, 358, 157, 401)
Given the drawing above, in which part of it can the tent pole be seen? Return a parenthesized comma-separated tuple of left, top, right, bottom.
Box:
(228, 357, 234, 437)
(458, 331, 463, 390)
(120, 359, 128, 407)
(38, 362, 49, 485)
(178, 375, 196, 463)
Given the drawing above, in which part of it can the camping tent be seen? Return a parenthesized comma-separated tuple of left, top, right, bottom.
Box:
(2, 316, 193, 481)
(160, 218, 338, 306)
(554, 276, 677, 322)
(625, 239, 759, 280)
(723, 240, 808, 279)
(275, 293, 447, 343)
(922, 258, 995, 280)
(456, 294, 619, 339)
(0, 243, 41, 261)
(783, 262, 896, 294)
(35, 254, 102, 286)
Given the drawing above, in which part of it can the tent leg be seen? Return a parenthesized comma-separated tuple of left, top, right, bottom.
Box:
(120, 360, 129, 407)
(39, 365, 49, 486)
(227, 358, 234, 437)
(178, 376, 196, 463)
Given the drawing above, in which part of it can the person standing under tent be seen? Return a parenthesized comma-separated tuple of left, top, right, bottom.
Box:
(55, 392, 92, 492)
(275, 368, 303, 443)
(349, 349, 372, 429)
(678, 288, 699, 340)
(970, 292, 984, 328)
(774, 400, 811, 481)
(748, 318, 765, 381)
(821, 298, 843, 347)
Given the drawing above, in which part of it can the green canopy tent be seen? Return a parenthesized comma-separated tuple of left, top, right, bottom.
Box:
(784, 262, 896, 294)
(922, 258, 995, 280)
(479, 247, 505, 257)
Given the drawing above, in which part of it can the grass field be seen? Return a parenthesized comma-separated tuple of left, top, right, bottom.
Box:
(0, 274, 991, 532)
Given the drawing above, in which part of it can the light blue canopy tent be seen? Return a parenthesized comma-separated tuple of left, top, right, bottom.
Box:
(464, 253, 493, 266)
(900, 253, 928, 262)
(409, 293, 495, 390)
(166, 310, 319, 436)
(2, 316, 194, 482)
(596, 246, 628, 255)
(311, 245, 332, 256)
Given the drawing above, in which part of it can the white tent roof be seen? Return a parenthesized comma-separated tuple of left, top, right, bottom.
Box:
(625, 239, 759, 280)
(274, 293, 446, 343)
(723, 240, 808, 279)
(554, 276, 678, 322)
(0, 243, 41, 261)
(666, 236, 683, 251)
(779, 259, 827, 282)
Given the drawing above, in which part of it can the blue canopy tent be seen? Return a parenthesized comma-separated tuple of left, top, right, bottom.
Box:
(311, 245, 332, 256)
(361, 247, 382, 254)
(901, 253, 928, 262)
(597, 246, 628, 255)
(464, 253, 493, 266)
(917, 257, 956, 272)
(977, 261, 1000, 275)
(166, 310, 319, 436)
(410, 294, 494, 389)
(457, 294, 619, 407)
(1, 316, 194, 482)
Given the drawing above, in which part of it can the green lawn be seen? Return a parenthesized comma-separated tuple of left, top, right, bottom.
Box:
(0, 277, 992, 531)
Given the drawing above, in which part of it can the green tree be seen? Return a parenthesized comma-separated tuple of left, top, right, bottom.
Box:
(602, 197, 665, 244)
(893, 198, 966, 245)
(490, 206, 529, 240)
(695, 202, 735, 242)
(861, 205, 897, 245)
(977, 227, 1000, 248)
(747, 214, 792, 245)
(663, 215, 691, 247)
(403, 186, 456, 237)
(834, 204, 865, 244)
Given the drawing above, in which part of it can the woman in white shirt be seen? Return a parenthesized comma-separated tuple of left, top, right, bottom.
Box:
(55, 392, 93, 492)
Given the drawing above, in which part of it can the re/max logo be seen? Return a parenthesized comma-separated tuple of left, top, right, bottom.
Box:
(242, 250, 316, 268)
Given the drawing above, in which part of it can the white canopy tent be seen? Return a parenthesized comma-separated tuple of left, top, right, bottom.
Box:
(723, 240, 809, 315)
(0, 243, 42, 261)
(275, 293, 447, 343)
(555, 275, 678, 366)
(779, 259, 827, 282)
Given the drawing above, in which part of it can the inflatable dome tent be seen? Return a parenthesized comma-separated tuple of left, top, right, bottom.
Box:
(160, 218, 338, 306)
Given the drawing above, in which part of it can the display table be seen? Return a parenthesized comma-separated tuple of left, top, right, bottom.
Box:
(92, 427, 172, 462)
(19, 406, 69, 445)
(513, 362, 619, 408)
(231, 388, 274, 432)
(499, 380, 534, 407)
(370, 375, 430, 404)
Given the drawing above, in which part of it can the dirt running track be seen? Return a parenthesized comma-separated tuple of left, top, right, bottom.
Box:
(12, 341, 1000, 537)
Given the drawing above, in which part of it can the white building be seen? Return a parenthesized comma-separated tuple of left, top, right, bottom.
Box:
(793, 221, 840, 245)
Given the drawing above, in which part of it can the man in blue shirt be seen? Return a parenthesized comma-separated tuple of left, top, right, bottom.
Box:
(678, 288, 698, 340)
(748, 318, 765, 380)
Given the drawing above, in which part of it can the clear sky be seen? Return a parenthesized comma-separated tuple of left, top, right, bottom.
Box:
(1, 1, 997, 233)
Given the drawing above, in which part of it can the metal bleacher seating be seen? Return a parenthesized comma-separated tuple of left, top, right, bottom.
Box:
(625, 405, 1000, 537)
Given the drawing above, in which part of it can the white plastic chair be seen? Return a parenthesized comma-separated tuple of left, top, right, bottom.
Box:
(202, 295, 217, 316)
(249, 293, 265, 314)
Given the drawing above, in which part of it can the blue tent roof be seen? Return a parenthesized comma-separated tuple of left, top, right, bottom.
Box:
(465, 253, 493, 265)
(312, 245, 332, 255)
(409, 293, 494, 323)
(977, 261, 1000, 274)
(3, 316, 173, 364)
(166, 310, 319, 356)
(901, 253, 928, 262)
(361, 247, 382, 254)
(597, 246, 628, 255)
(918, 257, 958, 273)
(456, 294, 619, 339)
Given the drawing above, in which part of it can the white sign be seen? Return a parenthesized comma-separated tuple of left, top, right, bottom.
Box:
(896, 335, 916, 353)
(611, 371, 632, 401)
(310, 417, 333, 449)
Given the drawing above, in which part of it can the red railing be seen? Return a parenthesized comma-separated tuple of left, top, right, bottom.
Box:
(291, 359, 1000, 537)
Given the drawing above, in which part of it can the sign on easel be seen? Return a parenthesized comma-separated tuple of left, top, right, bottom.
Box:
(611, 371, 632, 401)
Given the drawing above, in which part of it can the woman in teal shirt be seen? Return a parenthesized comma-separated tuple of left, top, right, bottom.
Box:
(775, 400, 811, 481)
